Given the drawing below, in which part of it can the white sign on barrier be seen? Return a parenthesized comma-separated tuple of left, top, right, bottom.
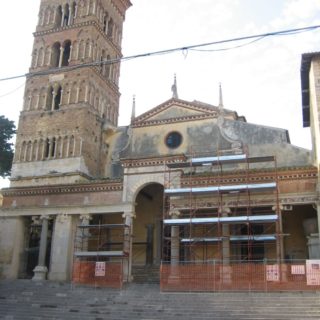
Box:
(95, 262, 106, 277)
(291, 265, 305, 275)
(266, 265, 279, 281)
(306, 260, 320, 286)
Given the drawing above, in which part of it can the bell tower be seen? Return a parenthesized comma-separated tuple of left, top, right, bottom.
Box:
(11, 0, 131, 186)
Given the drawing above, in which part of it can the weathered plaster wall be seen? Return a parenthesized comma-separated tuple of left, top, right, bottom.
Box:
(0, 218, 25, 279)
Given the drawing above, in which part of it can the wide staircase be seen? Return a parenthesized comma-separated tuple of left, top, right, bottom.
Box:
(1, 280, 320, 319)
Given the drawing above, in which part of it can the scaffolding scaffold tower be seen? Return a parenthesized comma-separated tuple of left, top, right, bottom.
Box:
(161, 148, 282, 291)
(72, 222, 130, 288)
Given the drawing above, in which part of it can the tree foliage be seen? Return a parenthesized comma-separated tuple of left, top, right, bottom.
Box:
(0, 115, 16, 178)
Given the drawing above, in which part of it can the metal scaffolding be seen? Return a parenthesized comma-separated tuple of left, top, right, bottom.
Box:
(162, 149, 282, 264)
(72, 223, 129, 288)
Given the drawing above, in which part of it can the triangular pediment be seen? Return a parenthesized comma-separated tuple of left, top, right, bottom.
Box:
(132, 98, 221, 127)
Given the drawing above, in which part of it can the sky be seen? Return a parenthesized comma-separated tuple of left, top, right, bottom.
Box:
(0, 0, 320, 188)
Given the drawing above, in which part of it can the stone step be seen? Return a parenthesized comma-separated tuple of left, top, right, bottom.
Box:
(1, 280, 320, 320)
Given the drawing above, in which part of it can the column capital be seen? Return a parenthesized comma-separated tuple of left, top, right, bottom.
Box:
(218, 206, 231, 214)
(79, 214, 92, 224)
(56, 213, 70, 223)
(169, 211, 180, 218)
(272, 205, 283, 211)
(40, 215, 51, 221)
(122, 211, 136, 219)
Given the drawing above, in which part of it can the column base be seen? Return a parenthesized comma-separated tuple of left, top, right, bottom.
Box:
(32, 266, 48, 281)
(168, 265, 180, 284)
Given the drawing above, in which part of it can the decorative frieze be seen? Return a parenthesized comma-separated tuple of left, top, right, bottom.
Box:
(2, 180, 123, 197)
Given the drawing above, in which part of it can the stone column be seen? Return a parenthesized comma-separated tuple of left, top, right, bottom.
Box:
(220, 207, 231, 284)
(317, 201, 320, 243)
(306, 202, 320, 258)
(122, 211, 135, 282)
(51, 90, 56, 111)
(273, 204, 285, 262)
(169, 211, 180, 280)
(58, 47, 64, 68)
(60, 9, 65, 27)
(68, 7, 73, 25)
(221, 207, 231, 264)
(79, 214, 92, 251)
(33, 216, 50, 281)
(48, 214, 74, 281)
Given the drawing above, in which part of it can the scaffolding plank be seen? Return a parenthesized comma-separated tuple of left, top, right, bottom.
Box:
(164, 182, 276, 196)
(180, 235, 277, 243)
(191, 154, 247, 165)
(166, 154, 276, 168)
(163, 214, 278, 225)
(74, 251, 125, 257)
(78, 224, 127, 228)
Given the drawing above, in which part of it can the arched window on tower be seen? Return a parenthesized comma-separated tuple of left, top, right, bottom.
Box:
(54, 86, 62, 110)
(63, 4, 70, 26)
(51, 42, 61, 67)
(107, 18, 114, 39)
(51, 138, 56, 157)
(61, 40, 71, 67)
(106, 55, 111, 79)
(31, 49, 38, 68)
(55, 5, 63, 27)
(103, 15, 108, 33)
(44, 138, 50, 158)
(46, 86, 53, 110)
(100, 50, 105, 74)
(72, 2, 77, 21)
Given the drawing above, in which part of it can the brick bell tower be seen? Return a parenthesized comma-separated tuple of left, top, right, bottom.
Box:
(10, 0, 131, 186)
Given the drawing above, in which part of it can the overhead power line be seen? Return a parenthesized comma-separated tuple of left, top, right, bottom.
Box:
(0, 24, 319, 83)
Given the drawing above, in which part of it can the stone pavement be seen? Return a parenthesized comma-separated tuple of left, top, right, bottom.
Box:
(0, 280, 320, 320)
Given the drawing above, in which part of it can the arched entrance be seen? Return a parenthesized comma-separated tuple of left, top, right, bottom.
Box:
(132, 183, 164, 267)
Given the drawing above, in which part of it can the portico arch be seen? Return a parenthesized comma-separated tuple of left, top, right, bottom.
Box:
(132, 183, 164, 266)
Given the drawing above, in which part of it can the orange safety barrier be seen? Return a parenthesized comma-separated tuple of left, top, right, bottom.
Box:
(72, 260, 123, 289)
(160, 261, 320, 292)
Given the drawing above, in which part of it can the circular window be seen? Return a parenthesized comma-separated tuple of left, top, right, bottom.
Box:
(165, 131, 182, 149)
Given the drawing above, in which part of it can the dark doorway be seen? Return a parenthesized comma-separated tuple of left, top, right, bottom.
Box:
(24, 218, 53, 278)
(133, 183, 164, 266)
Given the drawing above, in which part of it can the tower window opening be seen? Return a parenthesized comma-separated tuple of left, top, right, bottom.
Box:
(106, 55, 111, 79)
(54, 86, 62, 110)
(45, 138, 50, 158)
(72, 2, 77, 20)
(103, 16, 107, 33)
(62, 40, 71, 67)
(63, 4, 70, 26)
(107, 19, 114, 38)
(46, 86, 53, 110)
(51, 42, 61, 68)
(55, 5, 62, 27)
(51, 138, 56, 157)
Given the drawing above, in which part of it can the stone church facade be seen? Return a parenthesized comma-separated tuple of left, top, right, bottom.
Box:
(0, 0, 319, 290)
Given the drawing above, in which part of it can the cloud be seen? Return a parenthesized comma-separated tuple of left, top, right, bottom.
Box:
(272, 0, 320, 28)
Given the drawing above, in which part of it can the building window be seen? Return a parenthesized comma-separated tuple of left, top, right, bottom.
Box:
(51, 42, 61, 67)
(55, 5, 62, 27)
(62, 40, 71, 67)
(54, 86, 62, 110)
(63, 4, 70, 27)
(165, 131, 182, 149)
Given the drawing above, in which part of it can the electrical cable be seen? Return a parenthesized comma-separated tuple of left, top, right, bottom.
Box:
(0, 82, 25, 98)
(0, 24, 319, 82)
